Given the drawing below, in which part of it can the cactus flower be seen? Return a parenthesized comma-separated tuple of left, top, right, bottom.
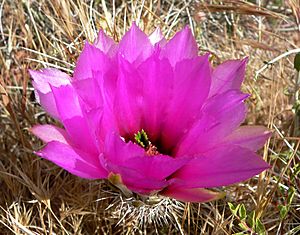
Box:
(29, 24, 270, 202)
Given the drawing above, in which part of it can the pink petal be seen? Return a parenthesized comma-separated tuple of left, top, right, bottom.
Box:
(160, 26, 198, 66)
(29, 68, 71, 119)
(161, 186, 225, 203)
(73, 42, 113, 80)
(148, 27, 167, 46)
(94, 29, 117, 56)
(137, 53, 173, 141)
(36, 141, 108, 179)
(97, 106, 118, 153)
(123, 155, 190, 181)
(72, 75, 103, 110)
(118, 24, 153, 64)
(162, 55, 211, 151)
(101, 134, 168, 194)
(50, 84, 83, 120)
(209, 58, 247, 98)
(103, 133, 145, 164)
(103, 161, 168, 194)
(51, 85, 99, 159)
(102, 134, 189, 194)
(73, 57, 117, 110)
(99, 66, 118, 108)
(33, 92, 60, 119)
(29, 69, 71, 93)
(113, 56, 143, 136)
(30, 124, 69, 144)
(62, 117, 99, 159)
(222, 126, 271, 151)
(175, 90, 248, 156)
(174, 145, 270, 188)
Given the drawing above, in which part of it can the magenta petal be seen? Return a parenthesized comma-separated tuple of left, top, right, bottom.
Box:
(73, 42, 114, 80)
(162, 55, 211, 151)
(118, 24, 153, 64)
(50, 84, 82, 120)
(29, 68, 71, 93)
(209, 58, 247, 97)
(176, 90, 248, 156)
(97, 106, 118, 152)
(104, 134, 190, 180)
(102, 134, 168, 194)
(138, 54, 173, 141)
(29, 68, 71, 119)
(123, 155, 190, 181)
(102, 134, 190, 193)
(103, 133, 145, 164)
(94, 30, 117, 56)
(113, 57, 143, 136)
(161, 186, 225, 203)
(174, 145, 270, 188)
(160, 26, 198, 66)
(72, 75, 103, 110)
(73, 55, 117, 110)
(104, 162, 168, 194)
(34, 92, 60, 119)
(30, 124, 69, 144)
(51, 85, 99, 158)
(223, 126, 271, 151)
(36, 141, 107, 179)
(62, 116, 99, 158)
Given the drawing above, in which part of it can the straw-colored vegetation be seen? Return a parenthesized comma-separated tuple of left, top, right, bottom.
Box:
(0, 0, 299, 234)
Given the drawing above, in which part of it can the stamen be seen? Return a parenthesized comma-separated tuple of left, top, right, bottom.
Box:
(134, 130, 159, 156)
(146, 144, 160, 156)
(134, 129, 150, 148)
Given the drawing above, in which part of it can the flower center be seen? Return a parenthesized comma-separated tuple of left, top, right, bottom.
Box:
(134, 130, 160, 156)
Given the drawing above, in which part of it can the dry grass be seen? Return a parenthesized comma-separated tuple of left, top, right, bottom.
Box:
(0, 0, 299, 234)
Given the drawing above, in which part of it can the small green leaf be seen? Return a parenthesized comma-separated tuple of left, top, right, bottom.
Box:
(288, 187, 295, 205)
(279, 184, 286, 194)
(238, 222, 248, 231)
(278, 205, 288, 219)
(228, 202, 240, 216)
(293, 164, 300, 176)
(255, 218, 266, 235)
(238, 204, 247, 220)
(247, 211, 256, 229)
(294, 53, 300, 72)
(228, 202, 234, 210)
(292, 164, 300, 182)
